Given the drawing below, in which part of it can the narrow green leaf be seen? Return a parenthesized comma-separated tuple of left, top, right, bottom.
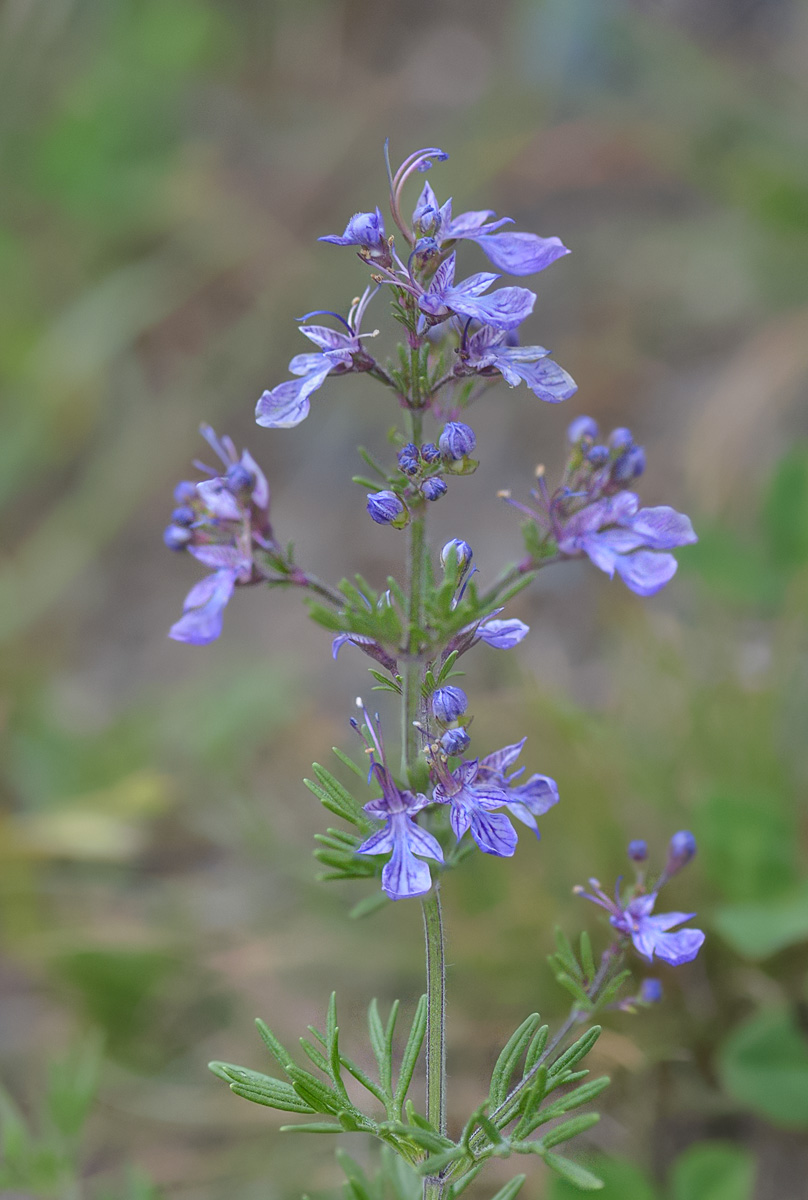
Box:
(554, 972, 593, 1006)
(280, 1121, 343, 1133)
(548, 1028, 601, 1078)
(541, 1152, 604, 1190)
(352, 474, 385, 489)
(489, 1014, 542, 1108)
(419, 1146, 468, 1174)
(255, 1019, 293, 1072)
(368, 999, 391, 1093)
(539, 1111, 600, 1149)
(512, 1066, 548, 1137)
(579, 933, 595, 981)
(340, 1054, 387, 1106)
(312, 764, 369, 826)
(350, 892, 390, 919)
(488, 1176, 527, 1200)
(524, 1025, 550, 1074)
(478, 1110, 508, 1146)
(446, 1163, 484, 1197)
(286, 1064, 340, 1114)
(332, 746, 366, 779)
(368, 669, 401, 693)
(210, 1063, 316, 1113)
(394, 994, 427, 1112)
(298, 1037, 329, 1073)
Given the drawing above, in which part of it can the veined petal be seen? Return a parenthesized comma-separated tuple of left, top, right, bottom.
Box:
(299, 325, 355, 352)
(470, 809, 518, 856)
(356, 823, 396, 856)
(627, 506, 698, 549)
(446, 285, 536, 331)
(476, 618, 529, 649)
(170, 569, 236, 645)
(444, 208, 502, 236)
(196, 479, 241, 521)
(289, 352, 328, 376)
(479, 739, 527, 775)
(612, 550, 678, 596)
(469, 232, 569, 276)
(651, 927, 705, 966)
(450, 270, 502, 298)
(493, 352, 577, 402)
(404, 821, 445, 864)
(449, 798, 473, 842)
(255, 361, 333, 429)
(240, 449, 269, 509)
(381, 838, 433, 900)
(510, 773, 560, 816)
(189, 544, 249, 573)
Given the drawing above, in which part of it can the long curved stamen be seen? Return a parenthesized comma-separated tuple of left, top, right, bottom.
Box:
(199, 423, 233, 468)
(389, 146, 449, 246)
(298, 308, 354, 334)
(350, 283, 381, 333)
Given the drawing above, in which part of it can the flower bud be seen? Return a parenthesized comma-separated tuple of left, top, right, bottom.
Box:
(439, 421, 476, 461)
(225, 462, 255, 494)
(640, 978, 663, 1004)
(421, 443, 441, 463)
(171, 505, 195, 526)
(586, 445, 610, 466)
(399, 442, 419, 460)
(612, 445, 646, 483)
(440, 539, 473, 573)
(664, 829, 697, 877)
(399, 455, 420, 477)
(628, 839, 648, 862)
(163, 523, 192, 551)
(367, 490, 407, 527)
(173, 480, 197, 505)
(422, 477, 448, 501)
(567, 416, 598, 444)
(441, 726, 470, 756)
(608, 426, 633, 450)
(431, 685, 468, 723)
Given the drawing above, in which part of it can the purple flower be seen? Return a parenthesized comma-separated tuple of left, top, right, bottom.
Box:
(475, 618, 529, 649)
(628, 839, 648, 863)
(319, 208, 392, 268)
(557, 492, 697, 597)
(441, 538, 473, 574)
(575, 839, 705, 967)
(419, 253, 536, 332)
(170, 556, 247, 645)
(475, 739, 559, 838)
(459, 324, 577, 404)
(256, 287, 378, 429)
(432, 758, 518, 857)
(412, 181, 569, 277)
(441, 727, 470, 756)
(167, 427, 273, 645)
(353, 707, 443, 900)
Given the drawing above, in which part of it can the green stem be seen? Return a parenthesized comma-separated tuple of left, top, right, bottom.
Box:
(400, 408, 425, 781)
(421, 885, 446, 1200)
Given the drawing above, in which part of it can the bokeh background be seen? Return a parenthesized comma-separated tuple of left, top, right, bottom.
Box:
(2, 1, 808, 1197)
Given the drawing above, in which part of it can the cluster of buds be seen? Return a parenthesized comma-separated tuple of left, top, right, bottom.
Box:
(366, 421, 478, 526)
(503, 415, 697, 596)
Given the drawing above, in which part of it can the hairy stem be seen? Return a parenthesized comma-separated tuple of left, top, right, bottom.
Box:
(421, 885, 447, 1200)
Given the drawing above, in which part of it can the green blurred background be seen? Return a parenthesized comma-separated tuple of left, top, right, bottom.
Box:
(2, 1, 808, 1197)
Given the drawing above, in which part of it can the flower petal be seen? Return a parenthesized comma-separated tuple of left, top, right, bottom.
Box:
(612, 550, 678, 596)
(651, 927, 705, 966)
(470, 809, 518, 856)
(476, 618, 529, 649)
(627, 506, 698, 550)
(467, 232, 569, 276)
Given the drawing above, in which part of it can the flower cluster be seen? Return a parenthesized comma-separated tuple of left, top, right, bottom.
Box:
(255, 146, 576, 434)
(504, 416, 697, 595)
(576, 831, 705, 967)
(354, 693, 559, 899)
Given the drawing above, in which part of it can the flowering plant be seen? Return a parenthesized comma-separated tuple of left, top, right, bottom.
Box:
(164, 145, 703, 1198)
